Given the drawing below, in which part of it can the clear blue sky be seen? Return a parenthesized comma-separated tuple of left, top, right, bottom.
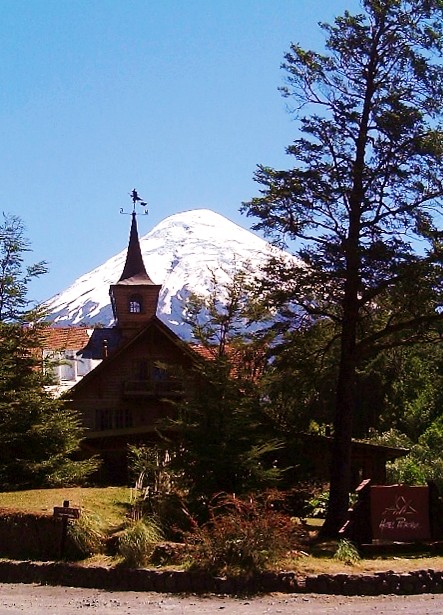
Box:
(0, 0, 360, 302)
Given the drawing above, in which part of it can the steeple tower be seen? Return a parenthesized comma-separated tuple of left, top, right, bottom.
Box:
(109, 190, 161, 337)
(118, 211, 152, 283)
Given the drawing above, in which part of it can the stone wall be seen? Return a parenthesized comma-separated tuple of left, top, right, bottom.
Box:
(0, 510, 64, 561)
(0, 560, 442, 595)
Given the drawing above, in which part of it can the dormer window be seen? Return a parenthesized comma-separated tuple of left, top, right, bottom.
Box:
(129, 294, 143, 313)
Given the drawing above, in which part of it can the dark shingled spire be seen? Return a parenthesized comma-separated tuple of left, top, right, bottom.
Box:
(118, 212, 154, 284)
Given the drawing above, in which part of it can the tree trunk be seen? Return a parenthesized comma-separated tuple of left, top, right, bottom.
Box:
(320, 204, 361, 536)
(321, 325, 357, 536)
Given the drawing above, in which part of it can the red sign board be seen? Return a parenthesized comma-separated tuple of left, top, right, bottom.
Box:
(371, 485, 430, 541)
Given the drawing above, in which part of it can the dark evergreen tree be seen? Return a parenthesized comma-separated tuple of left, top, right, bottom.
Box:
(242, 0, 443, 535)
(261, 319, 339, 435)
(165, 270, 282, 502)
(0, 319, 97, 489)
(0, 213, 47, 322)
(0, 214, 97, 488)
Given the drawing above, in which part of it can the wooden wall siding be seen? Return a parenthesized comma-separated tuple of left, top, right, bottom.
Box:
(110, 283, 161, 333)
(70, 322, 197, 438)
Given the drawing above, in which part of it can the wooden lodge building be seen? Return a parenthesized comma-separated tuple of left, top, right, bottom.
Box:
(42, 208, 408, 484)
(43, 210, 208, 482)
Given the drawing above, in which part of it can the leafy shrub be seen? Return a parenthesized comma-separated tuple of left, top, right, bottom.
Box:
(306, 490, 329, 518)
(282, 482, 327, 518)
(381, 420, 443, 492)
(386, 455, 428, 486)
(334, 539, 360, 565)
(149, 492, 195, 540)
(185, 492, 303, 574)
(118, 518, 164, 568)
(305, 489, 358, 520)
(66, 510, 106, 559)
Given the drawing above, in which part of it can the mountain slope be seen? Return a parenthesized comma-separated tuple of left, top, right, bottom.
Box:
(44, 209, 289, 339)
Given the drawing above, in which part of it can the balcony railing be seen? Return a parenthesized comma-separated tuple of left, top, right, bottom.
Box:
(123, 378, 185, 398)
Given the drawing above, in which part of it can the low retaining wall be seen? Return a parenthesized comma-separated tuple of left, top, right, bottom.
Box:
(0, 560, 443, 595)
(0, 509, 64, 561)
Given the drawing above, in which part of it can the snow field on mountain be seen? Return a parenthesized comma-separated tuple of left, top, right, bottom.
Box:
(44, 209, 290, 339)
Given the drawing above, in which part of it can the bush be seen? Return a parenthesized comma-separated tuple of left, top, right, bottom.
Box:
(334, 539, 360, 565)
(118, 518, 164, 568)
(185, 492, 303, 575)
(371, 425, 443, 492)
(149, 492, 195, 541)
(66, 510, 106, 559)
(305, 488, 360, 520)
(281, 482, 327, 518)
(306, 490, 329, 518)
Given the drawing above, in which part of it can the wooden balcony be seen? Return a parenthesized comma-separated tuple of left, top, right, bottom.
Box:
(123, 378, 185, 399)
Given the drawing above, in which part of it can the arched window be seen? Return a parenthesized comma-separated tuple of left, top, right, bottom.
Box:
(129, 294, 143, 313)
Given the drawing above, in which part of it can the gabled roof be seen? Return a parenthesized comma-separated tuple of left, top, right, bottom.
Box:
(66, 315, 205, 396)
(41, 326, 122, 359)
(189, 343, 266, 381)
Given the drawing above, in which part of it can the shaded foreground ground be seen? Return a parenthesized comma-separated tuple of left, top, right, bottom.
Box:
(1, 584, 443, 614)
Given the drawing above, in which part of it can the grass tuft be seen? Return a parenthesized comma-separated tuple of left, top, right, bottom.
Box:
(118, 518, 164, 568)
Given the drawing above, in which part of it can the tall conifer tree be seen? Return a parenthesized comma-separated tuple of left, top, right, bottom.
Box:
(243, 0, 443, 535)
(0, 214, 96, 488)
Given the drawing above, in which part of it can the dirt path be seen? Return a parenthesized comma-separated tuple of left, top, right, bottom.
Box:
(0, 584, 443, 614)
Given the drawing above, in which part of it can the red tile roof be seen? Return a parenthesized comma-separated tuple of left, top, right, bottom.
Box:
(40, 327, 265, 380)
(189, 343, 265, 380)
(40, 327, 91, 350)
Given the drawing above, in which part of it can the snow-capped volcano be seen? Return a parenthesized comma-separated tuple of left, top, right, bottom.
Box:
(44, 209, 286, 339)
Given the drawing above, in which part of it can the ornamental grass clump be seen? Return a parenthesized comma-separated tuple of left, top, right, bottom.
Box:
(186, 492, 301, 575)
(118, 518, 164, 568)
(66, 510, 106, 559)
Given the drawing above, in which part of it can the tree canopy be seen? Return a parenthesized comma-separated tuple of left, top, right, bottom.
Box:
(163, 270, 282, 505)
(0, 320, 97, 489)
(0, 213, 47, 322)
(0, 213, 97, 489)
(242, 0, 443, 535)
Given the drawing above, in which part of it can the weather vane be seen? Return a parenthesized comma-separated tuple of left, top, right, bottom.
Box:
(120, 189, 148, 215)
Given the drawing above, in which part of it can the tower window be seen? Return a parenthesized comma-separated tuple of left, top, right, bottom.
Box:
(129, 294, 143, 313)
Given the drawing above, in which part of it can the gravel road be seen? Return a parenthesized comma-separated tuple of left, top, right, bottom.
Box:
(0, 584, 443, 614)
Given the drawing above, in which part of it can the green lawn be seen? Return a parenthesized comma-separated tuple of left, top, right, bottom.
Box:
(0, 486, 130, 530)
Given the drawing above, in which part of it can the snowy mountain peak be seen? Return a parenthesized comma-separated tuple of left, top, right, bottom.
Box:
(44, 208, 285, 339)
